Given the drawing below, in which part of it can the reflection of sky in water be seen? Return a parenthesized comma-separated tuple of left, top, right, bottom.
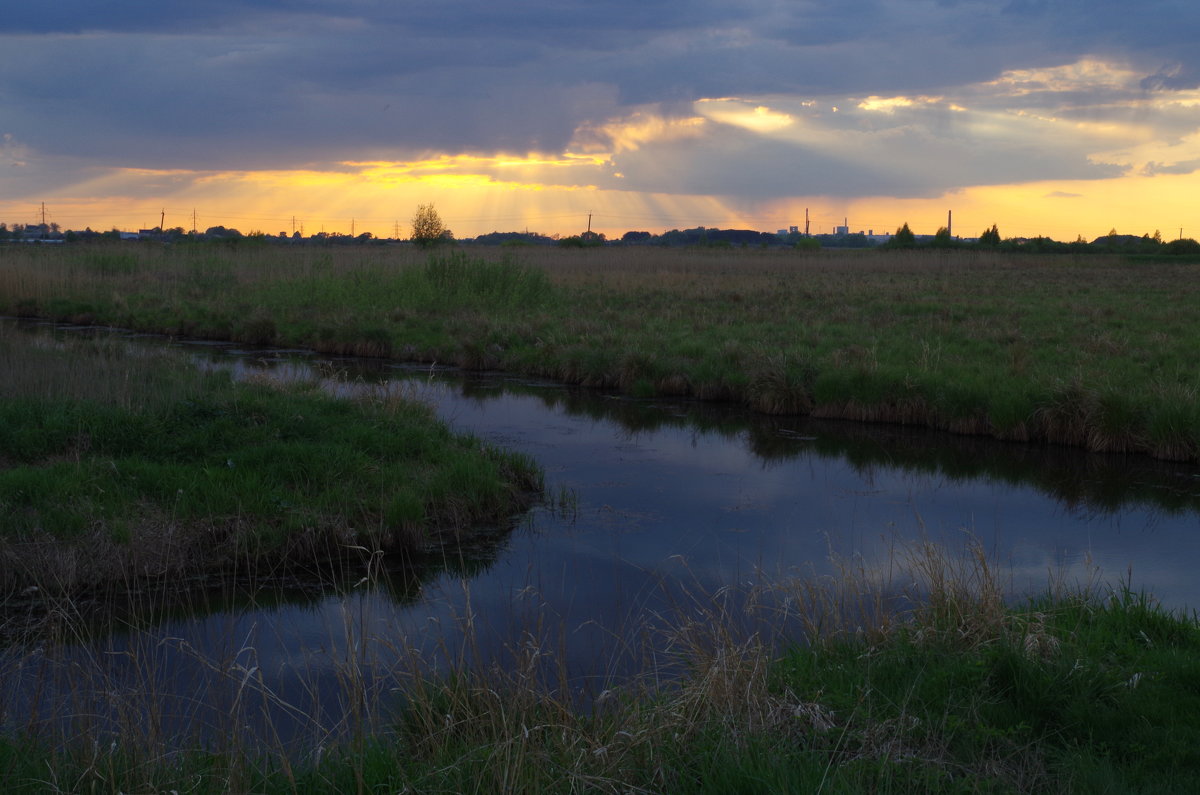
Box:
(414, 378, 1199, 610)
(6, 324, 1200, 752)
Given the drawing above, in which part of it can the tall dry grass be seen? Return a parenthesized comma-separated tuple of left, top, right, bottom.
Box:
(0, 323, 202, 409)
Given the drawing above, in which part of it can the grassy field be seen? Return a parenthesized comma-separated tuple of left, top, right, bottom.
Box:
(0, 322, 541, 598)
(2, 241, 1196, 461)
(2, 243, 1198, 791)
(2, 539, 1198, 793)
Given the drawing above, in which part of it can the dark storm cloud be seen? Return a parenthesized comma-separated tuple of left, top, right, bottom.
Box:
(2, 0, 1200, 196)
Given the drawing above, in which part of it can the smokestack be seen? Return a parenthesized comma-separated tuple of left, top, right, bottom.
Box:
(947, 210, 952, 237)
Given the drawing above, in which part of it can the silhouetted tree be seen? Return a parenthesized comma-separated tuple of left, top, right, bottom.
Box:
(890, 222, 915, 247)
(1164, 238, 1200, 255)
(558, 232, 606, 248)
(472, 231, 555, 246)
(410, 204, 452, 247)
(978, 224, 1001, 247)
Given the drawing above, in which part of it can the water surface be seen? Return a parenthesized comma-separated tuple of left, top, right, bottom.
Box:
(5, 319, 1199, 752)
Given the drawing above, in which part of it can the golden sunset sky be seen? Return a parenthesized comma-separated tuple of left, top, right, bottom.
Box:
(3, 3, 1199, 241)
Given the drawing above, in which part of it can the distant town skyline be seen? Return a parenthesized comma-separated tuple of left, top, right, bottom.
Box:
(4, 3, 1200, 242)
(9, 211, 1190, 250)
(0, 203, 1189, 245)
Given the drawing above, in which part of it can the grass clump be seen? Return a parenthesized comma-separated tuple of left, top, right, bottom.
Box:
(411, 250, 553, 310)
(0, 325, 541, 597)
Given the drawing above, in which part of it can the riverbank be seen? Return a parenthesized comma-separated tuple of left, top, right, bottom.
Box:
(0, 323, 541, 600)
(2, 242, 1196, 462)
(2, 540, 1197, 793)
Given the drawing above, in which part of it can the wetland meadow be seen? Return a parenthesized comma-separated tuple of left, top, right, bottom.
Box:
(2, 242, 1200, 792)
(3, 242, 1198, 461)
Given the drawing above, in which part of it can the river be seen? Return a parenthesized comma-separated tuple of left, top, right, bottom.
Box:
(4, 319, 1199, 754)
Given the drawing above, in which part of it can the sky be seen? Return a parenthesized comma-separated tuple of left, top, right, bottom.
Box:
(3, 0, 1200, 241)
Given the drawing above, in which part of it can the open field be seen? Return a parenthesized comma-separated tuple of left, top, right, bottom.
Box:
(2, 539, 1199, 793)
(2, 242, 1196, 460)
(0, 323, 541, 599)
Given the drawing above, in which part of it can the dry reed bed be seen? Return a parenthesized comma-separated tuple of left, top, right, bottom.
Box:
(2, 243, 1198, 461)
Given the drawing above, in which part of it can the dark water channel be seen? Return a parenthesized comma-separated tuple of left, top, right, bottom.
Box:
(5, 320, 1200, 754)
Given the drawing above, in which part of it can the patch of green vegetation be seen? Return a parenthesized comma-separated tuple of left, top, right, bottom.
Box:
(2, 243, 1199, 460)
(0, 326, 541, 595)
(766, 590, 1200, 792)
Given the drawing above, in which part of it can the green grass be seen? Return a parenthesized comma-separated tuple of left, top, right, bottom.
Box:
(3, 242, 1199, 460)
(766, 590, 1200, 792)
(0, 324, 541, 596)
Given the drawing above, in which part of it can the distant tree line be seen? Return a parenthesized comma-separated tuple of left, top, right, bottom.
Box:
(878, 222, 1200, 257)
(6, 209, 1200, 258)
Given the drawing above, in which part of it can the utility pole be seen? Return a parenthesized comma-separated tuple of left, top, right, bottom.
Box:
(192, 209, 197, 235)
(160, 208, 165, 232)
(351, 218, 356, 237)
(587, 213, 592, 234)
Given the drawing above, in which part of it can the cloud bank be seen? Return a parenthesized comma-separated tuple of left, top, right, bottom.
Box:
(3, 0, 1200, 231)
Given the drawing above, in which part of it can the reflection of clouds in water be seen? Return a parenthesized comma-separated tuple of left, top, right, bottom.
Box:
(12, 324, 1200, 754)
(19, 328, 1199, 614)
(424, 381, 1200, 612)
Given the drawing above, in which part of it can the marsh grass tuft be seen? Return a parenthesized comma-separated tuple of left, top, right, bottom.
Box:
(411, 250, 553, 311)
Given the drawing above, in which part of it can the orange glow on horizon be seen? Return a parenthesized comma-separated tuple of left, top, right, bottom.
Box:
(7, 161, 1200, 242)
